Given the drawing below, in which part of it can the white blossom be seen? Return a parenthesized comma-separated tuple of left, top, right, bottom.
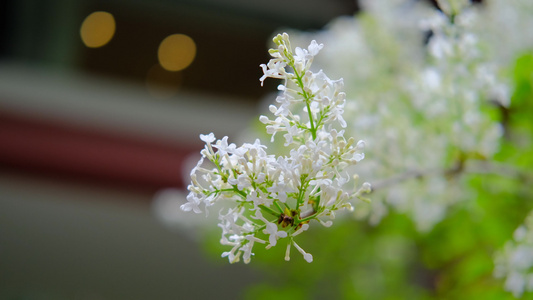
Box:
(495, 210, 533, 298)
(181, 33, 370, 263)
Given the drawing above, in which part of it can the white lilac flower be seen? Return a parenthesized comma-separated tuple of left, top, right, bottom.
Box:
(494, 210, 533, 298)
(181, 33, 370, 263)
(253, 211, 287, 247)
(292, 240, 313, 263)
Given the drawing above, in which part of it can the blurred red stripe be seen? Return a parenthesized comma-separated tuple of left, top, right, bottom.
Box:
(0, 110, 197, 191)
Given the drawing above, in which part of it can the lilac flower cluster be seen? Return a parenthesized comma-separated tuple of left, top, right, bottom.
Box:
(181, 33, 370, 263)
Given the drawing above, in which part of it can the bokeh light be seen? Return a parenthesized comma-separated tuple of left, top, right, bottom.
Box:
(80, 11, 116, 48)
(157, 34, 196, 72)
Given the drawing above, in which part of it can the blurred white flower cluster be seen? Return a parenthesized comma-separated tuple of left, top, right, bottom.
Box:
(286, 0, 533, 231)
(494, 212, 533, 298)
(277, 0, 533, 295)
(181, 33, 370, 263)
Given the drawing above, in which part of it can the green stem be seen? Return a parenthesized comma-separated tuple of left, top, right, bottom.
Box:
(295, 213, 317, 225)
(274, 200, 284, 214)
(232, 185, 247, 199)
(259, 204, 280, 217)
(305, 100, 317, 140)
(295, 207, 323, 225)
(295, 176, 309, 208)
(294, 69, 317, 140)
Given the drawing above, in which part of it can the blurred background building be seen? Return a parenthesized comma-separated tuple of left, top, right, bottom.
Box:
(0, 0, 358, 298)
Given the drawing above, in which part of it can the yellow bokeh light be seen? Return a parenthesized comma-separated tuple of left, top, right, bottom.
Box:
(80, 11, 116, 48)
(158, 34, 196, 72)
